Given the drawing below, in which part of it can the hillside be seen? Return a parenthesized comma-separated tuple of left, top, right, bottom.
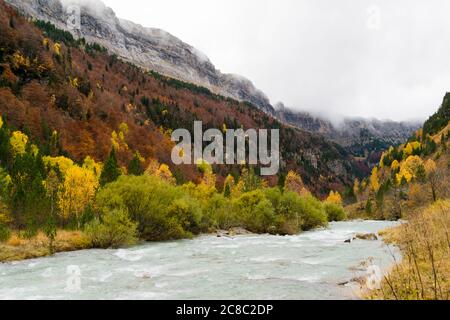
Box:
(350, 96, 449, 300)
(5, 0, 274, 114)
(347, 94, 449, 220)
(5, 0, 420, 157)
(0, 0, 359, 260)
(0, 0, 363, 196)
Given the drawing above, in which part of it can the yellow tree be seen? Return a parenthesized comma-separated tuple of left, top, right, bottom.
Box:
(370, 167, 380, 193)
(391, 160, 400, 172)
(43, 156, 74, 176)
(58, 166, 99, 227)
(155, 164, 175, 184)
(144, 158, 161, 176)
(424, 159, 438, 202)
(284, 171, 309, 196)
(53, 43, 61, 55)
(326, 191, 343, 205)
(379, 153, 387, 168)
(396, 156, 424, 185)
(10, 131, 28, 156)
(403, 141, 421, 158)
(198, 161, 216, 190)
(111, 122, 129, 151)
(83, 156, 102, 178)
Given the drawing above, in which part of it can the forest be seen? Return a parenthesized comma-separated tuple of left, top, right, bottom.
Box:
(0, 0, 449, 300)
(0, 114, 347, 253)
(0, 1, 346, 259)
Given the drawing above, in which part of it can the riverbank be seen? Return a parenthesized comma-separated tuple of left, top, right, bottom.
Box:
(0, 231, 90, 263)
(365, 200, 449, 300)
(0, 221, 396, 265)
(0, 220, 399, 300)
(0, 228, 257, 263)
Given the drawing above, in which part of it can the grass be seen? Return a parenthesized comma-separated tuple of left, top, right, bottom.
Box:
(0, 230, 90, 263)
(368, 200, 450, 300)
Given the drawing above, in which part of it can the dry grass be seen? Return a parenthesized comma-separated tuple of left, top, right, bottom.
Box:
(346, 202, 371, 220)
(369, 200, 450, 300)
(0, 230, 90, 263)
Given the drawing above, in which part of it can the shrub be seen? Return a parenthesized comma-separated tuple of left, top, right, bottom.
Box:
(202, 194, 237, 230)
(324, 203, 347, 222)
(232, 190, 276, 233)
(95, 175, 202, 241)
(298, 195, 328, 230)
(265, 188, 302, 235)
(372, 200, 450, 300)
(167, 197, 203, 236)
(0, 223, 10, 242)
(85, 209, 138, 249)
(264, 188, 328, 233)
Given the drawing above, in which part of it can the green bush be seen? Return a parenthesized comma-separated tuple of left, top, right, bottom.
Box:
(202, 194, 237, 230)
(298, 195, 328, 231)
(0, 223, 11, 242)
(265, 188, 301, 235)
(324, 203, 347, 222)
(232, 190, 276, 233)
(167, 197, 203, 237)
(95, 175, 203, 241)
(264, 188, 328, 234)
(85, 209, 138, 249)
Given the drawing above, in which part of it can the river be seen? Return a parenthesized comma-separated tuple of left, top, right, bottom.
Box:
(0, 220, 400, 300)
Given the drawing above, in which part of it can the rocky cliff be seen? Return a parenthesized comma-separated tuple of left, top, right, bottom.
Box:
(5, 0, 275, 113)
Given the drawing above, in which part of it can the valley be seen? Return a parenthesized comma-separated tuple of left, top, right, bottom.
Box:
(0, 0, 448, 302)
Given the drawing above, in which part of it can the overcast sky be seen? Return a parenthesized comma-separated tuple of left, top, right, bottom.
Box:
(100, 0, 450, 122)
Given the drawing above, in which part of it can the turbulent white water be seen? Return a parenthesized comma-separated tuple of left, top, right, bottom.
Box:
(0, 221, 400, 300)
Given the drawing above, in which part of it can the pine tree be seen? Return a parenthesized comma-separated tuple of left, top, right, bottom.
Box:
(8, 144, 48, 232)
(127, 152, 143, 176)
(100, 148, 121, 186)
(224, 183, 231, 198)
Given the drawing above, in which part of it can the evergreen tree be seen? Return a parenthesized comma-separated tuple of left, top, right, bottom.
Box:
(127, 152, 143, 176)
(0, 118, 10, 167)
(224, 183, 231, 198)
(8, 145, 48, 232)
(100, 148, 121, 186)
(365, 199, 373, 214)
(415, 164, 427, 183)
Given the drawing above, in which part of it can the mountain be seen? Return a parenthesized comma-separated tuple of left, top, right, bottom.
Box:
(5, 0, 420, 151)
(347, 92, 450, 220)
(5, 0, 275, 114)
(0, 0, 365, 196)
(276, 103, 420, 160)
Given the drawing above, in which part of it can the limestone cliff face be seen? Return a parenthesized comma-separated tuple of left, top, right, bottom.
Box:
(6, 0, 274, 113)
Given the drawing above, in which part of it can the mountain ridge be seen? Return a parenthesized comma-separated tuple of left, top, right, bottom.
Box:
(5, 0, 420, 156)
(0, 0, 365, 197)
(275, 103, 421, 160)
(5, 0, 275, 113)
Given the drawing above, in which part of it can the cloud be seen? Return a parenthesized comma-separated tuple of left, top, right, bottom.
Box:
(99, 0, 450, 121)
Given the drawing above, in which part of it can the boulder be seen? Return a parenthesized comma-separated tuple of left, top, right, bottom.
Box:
(355, 233, 379, 241)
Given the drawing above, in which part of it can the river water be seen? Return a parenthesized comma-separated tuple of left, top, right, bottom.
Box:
(0, 220, 400, 300)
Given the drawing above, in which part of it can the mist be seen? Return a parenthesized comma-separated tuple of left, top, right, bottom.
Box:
(91, 0, 450, 122)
